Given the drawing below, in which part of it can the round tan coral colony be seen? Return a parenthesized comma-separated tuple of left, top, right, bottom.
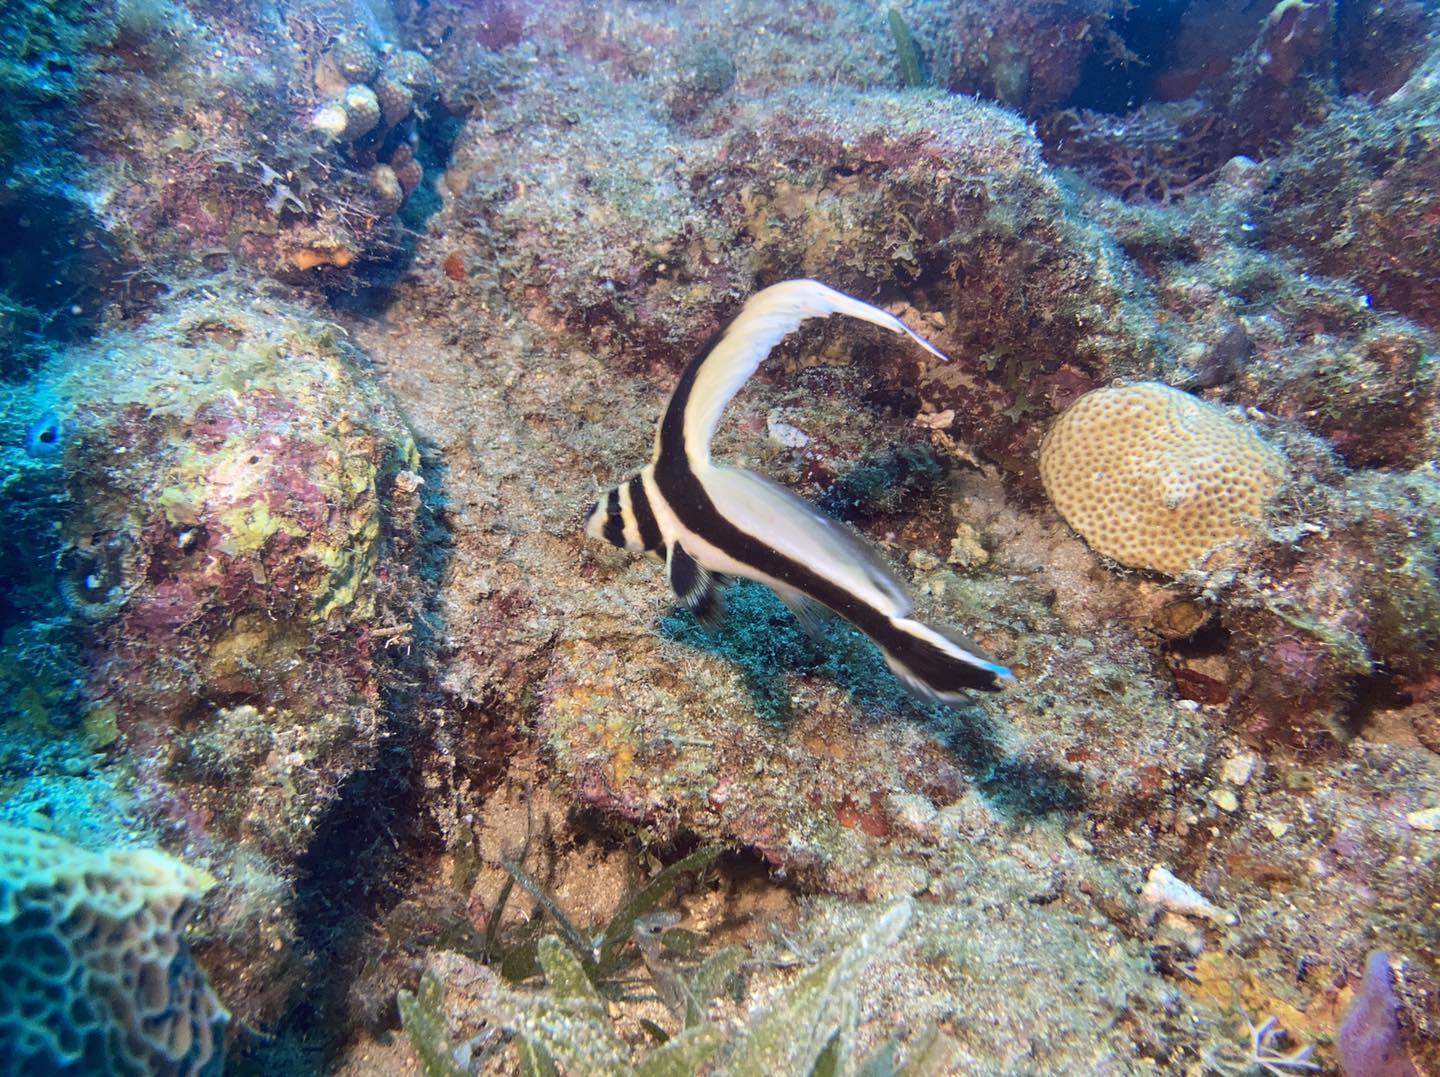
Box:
(1038, 382, 1285, 575)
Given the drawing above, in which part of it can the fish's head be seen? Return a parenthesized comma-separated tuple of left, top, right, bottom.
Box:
(582, 495, 612, 545)
(583, 474, 660, 554)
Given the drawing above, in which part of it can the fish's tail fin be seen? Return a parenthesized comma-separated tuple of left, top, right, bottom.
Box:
(879, 616, 1013, 700)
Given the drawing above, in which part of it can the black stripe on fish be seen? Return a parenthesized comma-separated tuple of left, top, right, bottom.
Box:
(627, 475, 662, 552)
(655, 341, 1003, 693)
(602, 487, 625, 547)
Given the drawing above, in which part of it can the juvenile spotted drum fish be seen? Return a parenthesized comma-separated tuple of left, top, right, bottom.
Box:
(584, 279, 1013, 699)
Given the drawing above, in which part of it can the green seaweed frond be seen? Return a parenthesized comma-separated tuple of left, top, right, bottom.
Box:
(887, 8, 929, 89)
(860, 1022, 963, 1075)
(498, 851, 595, 968)
(718, 898, 912, 1075)
(634, 1025, 728, 1076)
(501, 938, 632, 1072)
(397, 973, 469, 1077)
(596, 844, 726, 976)
(408, 896, 960, 1076)
(685, 944, 744, 1028)
(498, 843, 725, 985)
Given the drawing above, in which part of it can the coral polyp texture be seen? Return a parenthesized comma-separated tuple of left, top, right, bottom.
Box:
(0, 824, 227, 1076)
(1039, 382, 1286, 575)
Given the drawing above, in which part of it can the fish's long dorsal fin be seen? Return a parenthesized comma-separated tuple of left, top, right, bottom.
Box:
(667, 542, 725, 628)
(655, 280, 947, 469)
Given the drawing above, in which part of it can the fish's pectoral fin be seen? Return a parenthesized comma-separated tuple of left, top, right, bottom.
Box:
(667, 542, 725, 629)
(774, 585, 831, 641)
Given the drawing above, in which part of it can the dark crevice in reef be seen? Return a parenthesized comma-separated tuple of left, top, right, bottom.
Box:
(0, 194, 122, 378)
(280, 738, 440, 1061)
(1343, 669, 1410, 737)
(1064, 0, 1192, 114)
(325, 110, 464, 311)
(817, 444, 947, 524)
(230, 461, 455, 1074)
(1168, 618, 1231, 661)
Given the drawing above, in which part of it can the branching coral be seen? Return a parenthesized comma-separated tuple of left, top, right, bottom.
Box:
(1039, 105, 1227, 204)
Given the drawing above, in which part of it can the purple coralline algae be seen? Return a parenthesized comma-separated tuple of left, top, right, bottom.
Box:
(1340, 951, 1420, 1077)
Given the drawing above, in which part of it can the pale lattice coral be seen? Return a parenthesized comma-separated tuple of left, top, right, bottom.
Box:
(1039, 382, 1285, 575)
(0, 824, 228, 1075)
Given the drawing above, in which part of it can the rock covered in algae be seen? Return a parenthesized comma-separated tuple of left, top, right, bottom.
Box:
(432, 50, 1157, 482)
(1263, 39, 1440, 334)
(934, 0, 1124, 114)
(13, 282, 425, 1024)
(0, 0, 442, 316)
(1217, 466, 1440, 750)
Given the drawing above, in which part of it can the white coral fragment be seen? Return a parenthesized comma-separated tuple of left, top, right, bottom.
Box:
(1407, 806, 1440, 831)
(1141, 864, 1237, 925)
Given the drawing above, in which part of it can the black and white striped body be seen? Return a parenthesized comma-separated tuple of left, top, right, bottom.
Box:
(584, 280, 1012, 699)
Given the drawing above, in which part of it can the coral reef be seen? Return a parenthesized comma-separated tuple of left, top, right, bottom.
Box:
(0, 280, 427, 1026)
(0, 823, 227, 1075)
(0, 0, 453, 343)
(2, 0, 1439, 1074)
(316, 5, 1437, 1072)
(1037, 1, 1440, 215)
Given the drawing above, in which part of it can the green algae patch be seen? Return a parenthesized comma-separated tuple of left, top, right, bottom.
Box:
(82, 705, 120, 751)
(217, 500, 306, 555)
(157, 486, 202, 526)
(311, 507, 383, 621)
